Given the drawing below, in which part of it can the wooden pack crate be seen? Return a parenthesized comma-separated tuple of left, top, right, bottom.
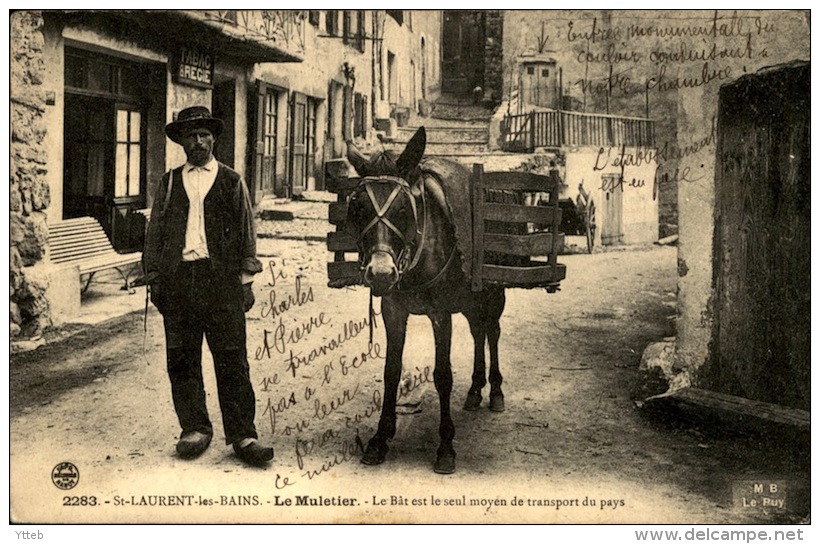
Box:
(471, 164, 565, 292)
(326, 161, 566, 292)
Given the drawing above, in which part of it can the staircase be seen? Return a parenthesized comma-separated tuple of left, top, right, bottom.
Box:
(384, 94, 545, 171)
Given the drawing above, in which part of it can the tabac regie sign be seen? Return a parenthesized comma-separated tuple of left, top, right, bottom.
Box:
(174, 46, 214, 88)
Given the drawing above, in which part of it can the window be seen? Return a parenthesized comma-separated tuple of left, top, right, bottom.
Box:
(308, 10, 320, 26)
(64, 48, 147, 202)
(306, 98, 318, 185)
(264, 91, 278, 159)
(542, 69, 550, 77)
(343, 10, 365, 52)
(527, 66, 535, 75)
(357, 11, 366, 51)
(65, 49, 143, 98)
(115, 108, 142, 197)
(326, 10, 338, 36)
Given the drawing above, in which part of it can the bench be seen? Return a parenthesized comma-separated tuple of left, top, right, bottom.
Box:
(47, 216, 142, 293)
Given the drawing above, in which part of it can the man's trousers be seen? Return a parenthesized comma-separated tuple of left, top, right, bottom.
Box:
(160, 259, 258, 445)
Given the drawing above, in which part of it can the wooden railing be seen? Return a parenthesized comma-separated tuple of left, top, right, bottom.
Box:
(501, 109, 655, 152)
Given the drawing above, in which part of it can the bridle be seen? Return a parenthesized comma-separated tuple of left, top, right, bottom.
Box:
(354, 175, 426, 282)
(353, 173, 457, 349)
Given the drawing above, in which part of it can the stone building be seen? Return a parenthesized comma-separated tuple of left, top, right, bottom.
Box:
(251, 10, 442, 198)
(10, 12, 51, 337)
(8, 9, 440, 336)
(498, 10, 811, 404)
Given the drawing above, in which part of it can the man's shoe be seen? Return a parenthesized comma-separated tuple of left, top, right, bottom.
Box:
(233, 439, 274, 467)
(176, 431, 212, 459)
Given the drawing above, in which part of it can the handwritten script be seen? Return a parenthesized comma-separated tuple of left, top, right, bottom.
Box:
(249, 258, 396, 487)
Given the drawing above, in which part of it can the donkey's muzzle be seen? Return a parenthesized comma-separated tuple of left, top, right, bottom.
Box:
(363, 251, 399, 296)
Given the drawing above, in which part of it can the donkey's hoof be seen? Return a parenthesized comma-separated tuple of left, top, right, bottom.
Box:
(489, 393, 505, 412)
(434, 450, 456, 474)
(361, 441, 389, 466)
(463, 391, 482, 411)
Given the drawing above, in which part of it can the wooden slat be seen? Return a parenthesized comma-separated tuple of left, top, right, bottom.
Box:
(47, 216, 142, 276)
(483, 203, 560, 224)
(327, 231, 358, 252)
(49, 225, 106, 238)
(50, 225, 109, 235)
(77, 254, 142, 275)
(482, 263, 566, 285)
(51, 248, 112, 262)
(49, 220, 100, 230)
(51, 244, 113, 256)
(328, 201, 348, 225)
(51, 217, 100, 226)
(484, 232, 563, 256)
(51, 235, 111, 246)
(480, 171, 560, 193)
(51, 237, 111, 249)
(471, 164, 485, 291)
(326, 175, 361, 194)
(644, 387, 810, 440)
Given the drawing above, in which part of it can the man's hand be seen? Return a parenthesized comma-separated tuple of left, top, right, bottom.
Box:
(243, 283, 255, 313)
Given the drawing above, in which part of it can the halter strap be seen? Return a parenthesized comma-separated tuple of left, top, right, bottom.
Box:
(356, 176, 422, 276)
(361, 183, 407, 243)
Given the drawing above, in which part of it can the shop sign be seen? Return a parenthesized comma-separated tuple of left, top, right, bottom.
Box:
(174, 47, 214, 88)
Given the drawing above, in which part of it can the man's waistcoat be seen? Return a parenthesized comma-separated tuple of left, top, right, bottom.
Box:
(142, 163, 257, 281)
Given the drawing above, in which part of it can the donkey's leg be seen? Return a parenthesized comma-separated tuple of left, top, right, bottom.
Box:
(487, 289, 506, 412)
(430, 312, 456, 474)
(463, 311, 487, 411)
(362, 297, 408, 466)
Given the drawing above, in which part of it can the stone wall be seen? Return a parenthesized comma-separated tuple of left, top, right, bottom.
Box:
(10, 11, 51, 337)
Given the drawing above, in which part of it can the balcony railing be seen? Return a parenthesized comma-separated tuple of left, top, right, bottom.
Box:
(202, 10, 306, 54)
(501, 109, 656, 152)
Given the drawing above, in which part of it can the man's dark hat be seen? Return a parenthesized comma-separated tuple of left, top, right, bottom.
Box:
(165, 106, 224, 144)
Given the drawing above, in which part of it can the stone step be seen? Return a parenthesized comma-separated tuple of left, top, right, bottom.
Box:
(404, 115, 491, 129)
(430, 102, 494, 122)
(395, 125, 488, 144)
(425, 153, 545, 171)
(385, 141, 490, 155)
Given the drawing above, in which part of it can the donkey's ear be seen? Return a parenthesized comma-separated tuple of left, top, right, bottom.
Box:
(347, 141, 369, 176)
(396, 126, 426, 177)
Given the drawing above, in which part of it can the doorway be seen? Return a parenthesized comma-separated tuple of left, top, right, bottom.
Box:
(62, 47, 162, 252)
(441, 10, 485, 94)
(600, 175, 624, 246)
(251, 80, 290, 201)
(212, 79, 236, 168)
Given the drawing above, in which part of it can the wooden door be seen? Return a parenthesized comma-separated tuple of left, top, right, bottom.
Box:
(251, 80, 282, 201)
(600, 175, 623, 245)
(706, 63, 810, 409)
(212, 80, 235, 168)
(441, 11, 485, 94)
(289, 91, 308, 196)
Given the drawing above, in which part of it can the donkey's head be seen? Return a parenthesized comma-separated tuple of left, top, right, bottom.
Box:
(346, 127, 427, 296)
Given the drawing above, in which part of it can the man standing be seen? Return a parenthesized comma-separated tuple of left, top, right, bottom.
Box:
(143, 106, 273, 467)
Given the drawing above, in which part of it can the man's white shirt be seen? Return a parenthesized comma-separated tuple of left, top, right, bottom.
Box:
(181, 157, 218, 262)
(180, 157, 253, 284)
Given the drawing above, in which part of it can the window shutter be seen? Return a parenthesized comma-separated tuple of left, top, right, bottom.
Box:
(343, 11, 351, 44)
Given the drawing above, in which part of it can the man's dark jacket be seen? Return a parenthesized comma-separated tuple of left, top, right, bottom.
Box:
(142, 163, 263, 286)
